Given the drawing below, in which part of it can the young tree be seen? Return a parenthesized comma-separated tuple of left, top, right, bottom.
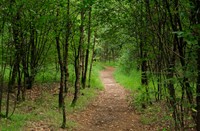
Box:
(82, 1, 92, 89)
(71, 0, 85, 106)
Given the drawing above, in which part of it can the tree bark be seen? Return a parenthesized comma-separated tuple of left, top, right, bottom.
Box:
(88, 31, 97, 88)
(56, 35, 66, 127)
(63, 0, 70, 93)
(165, 0, 182, 129)
(83, 5, 92, 89)
(71, 3, 85, 106)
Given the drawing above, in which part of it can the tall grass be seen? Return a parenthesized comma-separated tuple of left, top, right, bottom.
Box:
(113, 68, 141, 91)
(89, 62, 104, 89)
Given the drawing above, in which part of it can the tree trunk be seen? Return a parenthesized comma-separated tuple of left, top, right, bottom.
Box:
(6, 9, 21, 117)
(88, 31, 97, 88)
(55, 3, 67, 127)
(56, 36, 64, 108)
(17, 64, 22, 101)
(63, 0, 70, 93)
(164, 0, 183, 128)
(56, 35, 66, 127)
(71, 4, 84, 106)
(72, 51, 81, 106)
(140, 40, 149, 102)
(83, 5, 92, 89)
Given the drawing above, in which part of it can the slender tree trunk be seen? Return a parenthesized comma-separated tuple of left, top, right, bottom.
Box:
(21, 54, 29, 101)
(56, 35, 66, 127)
(17, 65, 22, 101)
(6, 59, 19, 117)
(0, 19, 6, 116)
(72, 51, 81, 106)
(166, 45, 179, 129)
(140, 35, 149, 102)
(55, 3, 67, 127)
(71, 4, 84, 106)
(140, 2, 149, 103)
(63, 0, 70, 93)
(83, 5, 92, 89)
(88, 31, 97, 88)
(6, 9, 21, 117)
(164, 0, 182, 129)
(26, 24, 36, 90)
(56, 36, 64, 108)
(141, 49, 149, 102)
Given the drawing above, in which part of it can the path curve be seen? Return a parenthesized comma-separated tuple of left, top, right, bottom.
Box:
(71, 67, 152, 131)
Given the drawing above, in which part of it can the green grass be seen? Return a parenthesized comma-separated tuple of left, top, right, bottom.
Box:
(0, 114, 32, 131)
(113, 67, 161, 110)
(35, 67, 60, 83)
(113, 68, 141, 91)
(0, 64, 75, 84)
(89, 62, 104, 89)
(113, 67, 145, 108)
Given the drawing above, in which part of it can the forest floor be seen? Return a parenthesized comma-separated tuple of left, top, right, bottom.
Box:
(23, 67, 159, 131)
(70, 67, 156, 131)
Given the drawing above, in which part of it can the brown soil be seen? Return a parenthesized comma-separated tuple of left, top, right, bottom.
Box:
(70, 67, 155, 131)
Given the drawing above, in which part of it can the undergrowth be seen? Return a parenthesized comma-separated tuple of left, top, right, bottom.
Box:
(0, 62, 103, 131)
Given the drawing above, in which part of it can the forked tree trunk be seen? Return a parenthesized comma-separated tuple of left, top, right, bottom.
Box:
(55, 5, 66, 127)
(6, 9, 21, 117)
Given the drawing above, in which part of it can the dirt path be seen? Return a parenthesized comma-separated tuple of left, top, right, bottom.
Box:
(71, 67, 153, 131)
